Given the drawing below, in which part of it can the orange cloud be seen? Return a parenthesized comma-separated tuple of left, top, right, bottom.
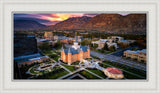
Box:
(39, 13, 84, 21)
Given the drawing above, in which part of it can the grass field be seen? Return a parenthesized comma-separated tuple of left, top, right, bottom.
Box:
(47, 70, 69, 79)
(62, 65, 76, 72)
(79, 70, 100, 79)
(87, 69, 107, 78)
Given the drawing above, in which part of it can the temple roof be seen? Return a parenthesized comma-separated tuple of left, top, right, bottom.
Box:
(63, 46, 88, 55)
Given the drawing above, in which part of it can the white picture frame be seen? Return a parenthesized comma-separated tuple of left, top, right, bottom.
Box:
(0, 0, 160, 93)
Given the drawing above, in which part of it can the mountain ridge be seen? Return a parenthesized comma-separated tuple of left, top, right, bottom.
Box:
(14, 14, 146, 34)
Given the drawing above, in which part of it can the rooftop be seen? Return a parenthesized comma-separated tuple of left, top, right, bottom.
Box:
(125, 49, 147, 54)
(63, 46, 88, 55)
(106, 67, 122, 74)
(119, 40, 129, 43)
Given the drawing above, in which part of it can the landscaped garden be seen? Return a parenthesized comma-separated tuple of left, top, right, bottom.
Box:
(34, 66, 69, 79)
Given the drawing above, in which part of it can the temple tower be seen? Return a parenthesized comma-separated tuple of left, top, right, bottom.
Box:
(68, 48, 72, 65)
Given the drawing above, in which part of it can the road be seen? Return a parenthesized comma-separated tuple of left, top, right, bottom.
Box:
(90, 51, 146, 71)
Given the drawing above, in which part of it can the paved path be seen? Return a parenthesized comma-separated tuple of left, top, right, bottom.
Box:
(57, 68, 85, 80)
(66, 73, 87, 80)
(91, 51, 146, 71)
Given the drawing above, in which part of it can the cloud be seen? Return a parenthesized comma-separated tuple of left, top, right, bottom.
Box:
(13, 13, 99, 26)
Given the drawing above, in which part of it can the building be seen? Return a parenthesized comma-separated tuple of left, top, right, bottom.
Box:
(44, 32, 53, 40)
(61, 37, 90, 65)
(14, 33, 38, 57)
(75, 36, 84, 42)
(103, 67, 124, 79)
(53, 35, 67, 40)
(92, 39, 118, 49)
(14, 53, 49, 67)
(37, 38, 57, 46)
(119, 40, 135, 45)
(123, 49, 146, 63)
(60, 39, 69, 44)
(106, 42, 118, 49)
(107, 36, 124, 42)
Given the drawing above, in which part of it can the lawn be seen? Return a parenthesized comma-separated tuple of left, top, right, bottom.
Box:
(80, 70, 100, 79)
(53, 56, 60, 61)
(43, 50, 53, 55)
(48, 54, 60, 62)
(62, 65, 76, 72)
(87, 69, 107, 78)
(99, 63, 110, 68)
(123, 72, 145, 79)
(47, 70, 69, 79)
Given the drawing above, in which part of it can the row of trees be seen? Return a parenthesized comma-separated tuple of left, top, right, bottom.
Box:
(103, 43, 116, 52)
(38, 41, 63, 50)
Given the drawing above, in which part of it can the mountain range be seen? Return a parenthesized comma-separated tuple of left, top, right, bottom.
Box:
(14, 14, 146, 34)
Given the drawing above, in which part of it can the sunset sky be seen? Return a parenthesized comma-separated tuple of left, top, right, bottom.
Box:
(14, 13, 129, 26)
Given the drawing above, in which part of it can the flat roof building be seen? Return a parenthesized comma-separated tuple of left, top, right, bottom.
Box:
(123, 49, 146, 63)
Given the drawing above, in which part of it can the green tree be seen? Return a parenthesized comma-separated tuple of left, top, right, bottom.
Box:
(103, 43, 109, 51)
(38, 42, 51, 50)
(54, 41, 62, 49)
(93, 43, 98, 49)
(109, 45, 116, 52)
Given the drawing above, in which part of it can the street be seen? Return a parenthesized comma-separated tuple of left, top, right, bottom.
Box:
(90, 51, 146, 71)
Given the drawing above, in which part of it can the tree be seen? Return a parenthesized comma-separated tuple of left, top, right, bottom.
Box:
(54, 41, 62, 49)
(38, 42, 51, 50)
(80, 39, 91, 46)
(93, 43, 98, 49)
(109, 45, 116, 52)
(103, 43, 109, 51)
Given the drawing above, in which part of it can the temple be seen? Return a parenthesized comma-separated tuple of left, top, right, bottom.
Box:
(61, 36, 90, 65)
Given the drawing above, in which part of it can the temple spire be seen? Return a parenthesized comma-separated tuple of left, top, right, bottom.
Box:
(61, 45, 64, 51)
(80, 47, 83, 52)
(87, 45, 90, 49)
(68, 48, 71, 53)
